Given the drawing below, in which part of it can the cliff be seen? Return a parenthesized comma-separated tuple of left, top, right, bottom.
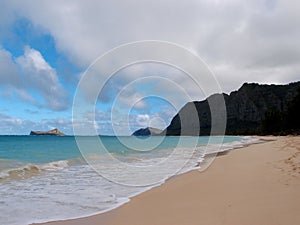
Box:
(132, 127, 163, 136)
(30, 128, 65, 136)
(165, 81, 300, 135)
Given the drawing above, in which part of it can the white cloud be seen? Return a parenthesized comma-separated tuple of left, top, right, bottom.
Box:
(94, 62, 206, 114)
(0, 113, 35, 134)
(3, 0, 298, 97)
(0, 0, 299, 74)
(148, 116, 167, 130)
(0, 113, 74, 135)
(16, 46, 69, 110)
(0, 47, 20, 87)
(0, 46, 69, 111)
(1, 0, 300, 135)
(116, 88, 147, 109)
(0, 113, 22, 126)
(136, 114, 150, 127)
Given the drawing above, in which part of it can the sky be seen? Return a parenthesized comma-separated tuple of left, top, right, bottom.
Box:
(0, 0, 299, 135)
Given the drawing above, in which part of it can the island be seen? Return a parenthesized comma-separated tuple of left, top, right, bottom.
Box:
(30, 128, 65, 136)
(132, 127, 163, 136)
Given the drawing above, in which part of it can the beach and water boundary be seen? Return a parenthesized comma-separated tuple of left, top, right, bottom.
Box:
(0, 135, 260, 225)
(35, 136, 300, 225)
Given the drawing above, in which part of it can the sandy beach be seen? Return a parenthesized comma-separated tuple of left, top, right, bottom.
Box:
(38, 136, 300, 225)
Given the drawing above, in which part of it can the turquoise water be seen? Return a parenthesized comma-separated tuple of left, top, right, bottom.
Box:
(0, 135, 257, 225)
(0, 135, 241, 165)
(0, 136, 80, 164)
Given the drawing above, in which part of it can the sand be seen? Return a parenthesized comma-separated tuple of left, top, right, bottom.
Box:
(37, 136, 300, 225)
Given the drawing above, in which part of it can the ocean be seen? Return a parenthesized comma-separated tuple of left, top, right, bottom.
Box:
(0, 135, 259, 225)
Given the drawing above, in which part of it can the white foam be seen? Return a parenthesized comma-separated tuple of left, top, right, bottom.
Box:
(0, 160, 71, 180)
(40, 160, 70, 171)
(0, 136, 263, 225)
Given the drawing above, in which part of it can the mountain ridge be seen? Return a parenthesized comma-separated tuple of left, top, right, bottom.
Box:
(164, 81, 300, 135)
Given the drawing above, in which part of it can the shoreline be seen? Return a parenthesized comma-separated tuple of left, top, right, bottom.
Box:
(35, 136, 300, 225)
(28, 136, 261, 225)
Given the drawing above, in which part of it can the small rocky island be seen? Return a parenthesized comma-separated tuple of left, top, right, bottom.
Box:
(30, 128, 65, 136)
(132, 127, 163, 136)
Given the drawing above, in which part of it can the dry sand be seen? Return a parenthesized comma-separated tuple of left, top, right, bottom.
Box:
(38, 136, 300, 225)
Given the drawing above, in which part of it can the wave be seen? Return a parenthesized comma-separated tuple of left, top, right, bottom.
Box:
(0, 160, 72, 181)
(204, 136, 263, 154)
(0, 136, 264, 225)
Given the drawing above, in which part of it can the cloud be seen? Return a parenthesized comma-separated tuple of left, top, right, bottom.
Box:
(0, 103, 175, 135)
(16, 46, 69, 110)
(3, 0, 298, 97)
(0, 47, 20, 87)
(148, 116, 167, 130)
(134, 113, 169, 130)
(94, 62, 206, 115)
(135, 114, 150, 127)
(0, 112, 37, 135)
(0, 46, 69, 111)
(1, 0, 300, 135)
(0, 112, 22, 126)
(116, 88, 147, 109)
(0, 113, 75, 135)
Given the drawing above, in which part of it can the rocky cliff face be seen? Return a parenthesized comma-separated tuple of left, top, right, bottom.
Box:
(165, 82, 300, 135)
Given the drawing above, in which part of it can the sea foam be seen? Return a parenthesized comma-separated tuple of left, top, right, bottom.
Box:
(0, 136, 261, 225)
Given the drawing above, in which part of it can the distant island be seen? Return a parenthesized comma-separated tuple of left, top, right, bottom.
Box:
(30, 128, 65, 136)
(132, 127, 163, 136)
(132, 81, 300, 136)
